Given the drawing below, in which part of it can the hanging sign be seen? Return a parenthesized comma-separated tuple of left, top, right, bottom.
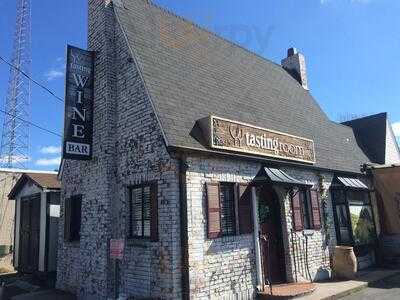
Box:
(62, 45, 94, 160)
(203, 116, 315, 164)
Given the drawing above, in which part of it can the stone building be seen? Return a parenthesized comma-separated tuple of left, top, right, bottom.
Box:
(57, 0, 399, 299)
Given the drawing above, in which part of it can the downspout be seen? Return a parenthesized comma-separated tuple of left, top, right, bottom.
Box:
(251, 186, 264, 291)
(179, 154, 190, 300)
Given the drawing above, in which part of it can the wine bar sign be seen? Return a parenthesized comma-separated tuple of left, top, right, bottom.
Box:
(62, 45, 94, 160)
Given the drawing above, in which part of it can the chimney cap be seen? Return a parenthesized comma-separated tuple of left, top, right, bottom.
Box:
(287, 48, 298, 57)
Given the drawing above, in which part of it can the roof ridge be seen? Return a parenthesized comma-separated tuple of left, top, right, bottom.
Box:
(127, 0, 284, 70)
(341, 112, 387, 124)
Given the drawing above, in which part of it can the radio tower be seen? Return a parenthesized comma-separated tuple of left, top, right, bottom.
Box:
(0, 0, 31, 169)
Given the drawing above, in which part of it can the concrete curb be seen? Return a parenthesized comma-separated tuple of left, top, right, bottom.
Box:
(318, 270, 400, 300)
(318, 284, 367, 300)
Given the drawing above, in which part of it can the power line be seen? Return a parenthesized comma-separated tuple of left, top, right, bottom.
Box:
(0, 55, 64, 103)
(0, 108, 61, 137)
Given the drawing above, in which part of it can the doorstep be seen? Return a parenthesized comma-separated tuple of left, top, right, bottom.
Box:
(258, 282, 316, 299)
(297, 268, 400, 300)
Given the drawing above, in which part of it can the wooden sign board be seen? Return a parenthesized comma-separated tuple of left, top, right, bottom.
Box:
(201, 116, 315, 164)
(110, 239, 124, 260)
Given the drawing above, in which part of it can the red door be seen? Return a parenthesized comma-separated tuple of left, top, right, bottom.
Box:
(259, 186, 286, 284)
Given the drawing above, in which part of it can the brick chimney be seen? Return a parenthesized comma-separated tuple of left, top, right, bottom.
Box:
(281, 48, 309, 90)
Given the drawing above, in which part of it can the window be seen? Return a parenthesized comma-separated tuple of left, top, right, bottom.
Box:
(300, 190, 312, 229)
(332, 188, 376, 246)
(335, 204, 352, 244)
(348, 191, 375, 245)
(292, 189, 321, 231)
(64, 195, 82, 242)
(219, 183, 236, 236)
(206, 182, 251, 239)
(128, 183, 158, 241)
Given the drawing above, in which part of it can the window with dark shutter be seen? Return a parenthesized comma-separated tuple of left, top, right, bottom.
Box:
(237, 183, 253, 234)
(129, 183, 158, 241)
(220, 183, 236, 236)
(206, 182, 221, 239)
(206, 182, 236, 239)
(310, 189, 321, 230)
(64, 195, 82, 242)
(291, 190, 303, 231)
(300, 190, 312, 229)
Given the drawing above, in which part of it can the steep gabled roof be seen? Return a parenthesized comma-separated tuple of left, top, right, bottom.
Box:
(343, 113, 388, 164)
(114, 0, 370, 173)
(8, 172, 60, 199)
(344, 113, 400, 165)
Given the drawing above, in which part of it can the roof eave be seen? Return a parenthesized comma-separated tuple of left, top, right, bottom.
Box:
(167, 145, 366, 176)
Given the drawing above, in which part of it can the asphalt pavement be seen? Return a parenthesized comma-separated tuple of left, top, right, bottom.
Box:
(341, 273, 400, 300)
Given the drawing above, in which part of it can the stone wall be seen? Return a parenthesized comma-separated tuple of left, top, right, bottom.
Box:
(57, 2, 181, 299)
(185, 155, 342, 298)
(56, 1, 117, 297)
(112, 16, 182, 299)
(279, 169, 335, 282)
(186, 155, 259, 299)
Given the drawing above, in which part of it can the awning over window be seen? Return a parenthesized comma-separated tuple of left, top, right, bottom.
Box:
(262, 167, 312, 187)
(336, 177, 368, 190)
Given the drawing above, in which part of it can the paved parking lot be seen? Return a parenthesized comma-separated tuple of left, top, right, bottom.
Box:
(342, 273, 400, 300)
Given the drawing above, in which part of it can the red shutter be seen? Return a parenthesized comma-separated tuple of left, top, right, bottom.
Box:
(206, 182, 221, 239)
(310, 189, 322, 230)
(237, 184, 253, 234)
(150, 183, 159, 242)
(291, 190, 303, 231)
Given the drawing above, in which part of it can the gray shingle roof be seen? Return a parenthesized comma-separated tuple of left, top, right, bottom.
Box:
(343, 113, 388, 164)
(9, 173, 60, 199)
(115, 0, 370, 173)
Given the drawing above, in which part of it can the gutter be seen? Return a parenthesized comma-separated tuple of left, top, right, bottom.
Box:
(179, 154, 190, 300)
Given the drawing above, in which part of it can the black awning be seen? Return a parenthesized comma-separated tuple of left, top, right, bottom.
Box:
(336, 176, 369, 190)
(261, 167, 312, 187)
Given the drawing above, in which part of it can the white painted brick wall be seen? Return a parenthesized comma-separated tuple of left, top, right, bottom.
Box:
(185, 156, 340, 298)
(57, 2, 181, 299)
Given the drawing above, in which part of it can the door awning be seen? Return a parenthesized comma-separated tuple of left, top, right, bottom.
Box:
(261, 167, 312, 187)
(336, 176, 369, 190)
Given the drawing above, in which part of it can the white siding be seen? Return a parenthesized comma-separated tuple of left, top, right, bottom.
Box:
(385, 121, 400, 165)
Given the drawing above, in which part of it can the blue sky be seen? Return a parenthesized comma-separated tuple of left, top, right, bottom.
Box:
(0, 0, 399, 170)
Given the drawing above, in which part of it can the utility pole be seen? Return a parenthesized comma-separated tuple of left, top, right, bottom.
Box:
(0, 0, 31, 169)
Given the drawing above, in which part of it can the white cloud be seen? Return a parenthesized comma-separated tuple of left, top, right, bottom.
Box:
(35, 156, 61, 166)
(351, 0, 371, 3)
(0, 155, 30, 164)
(39, 145, 61, 155)
(321, 0, 371, 4)
(44, 69, 64, 81)
(392, 122, 400, 140)
(44, 57, 66, 81)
